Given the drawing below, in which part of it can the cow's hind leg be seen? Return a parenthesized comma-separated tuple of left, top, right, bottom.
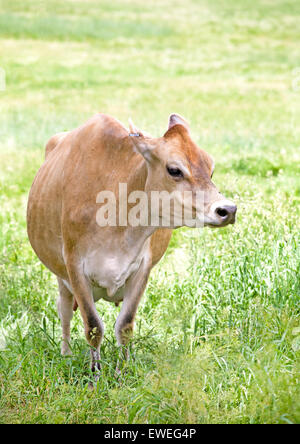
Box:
(57, 278, 74, 356)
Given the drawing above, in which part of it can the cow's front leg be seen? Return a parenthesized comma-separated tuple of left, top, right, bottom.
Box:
(115, 260, 151, 374)
(66, 259, 104, 385)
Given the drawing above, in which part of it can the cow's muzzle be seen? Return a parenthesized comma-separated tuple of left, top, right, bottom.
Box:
(215, 203, 237, 224)
(207, 200, 237, 227)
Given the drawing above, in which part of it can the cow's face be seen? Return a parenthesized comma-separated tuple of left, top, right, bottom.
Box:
(129, 114, 236, 228)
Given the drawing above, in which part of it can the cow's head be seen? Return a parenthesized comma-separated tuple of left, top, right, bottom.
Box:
(129, 114, 237, 228)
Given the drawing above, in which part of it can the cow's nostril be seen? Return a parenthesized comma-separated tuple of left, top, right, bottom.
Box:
(216, 207, 228, 218)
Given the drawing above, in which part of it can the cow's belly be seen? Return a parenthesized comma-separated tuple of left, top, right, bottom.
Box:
(83, 239, 150, 301)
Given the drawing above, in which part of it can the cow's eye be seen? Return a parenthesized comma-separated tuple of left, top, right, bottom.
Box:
(167, 166, 184, 178)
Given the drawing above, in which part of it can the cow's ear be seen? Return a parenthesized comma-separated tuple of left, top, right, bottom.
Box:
(128, 118, 155, 162)
(129, 134, 155, 162)
(128, 118, 144, 137)
(167, 113, 190, 132)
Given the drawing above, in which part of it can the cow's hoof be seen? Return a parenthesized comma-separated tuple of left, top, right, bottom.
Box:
(89, 358, 101, 389)
(115, 366, 123, 384)
(88, 374, 100, 390)
(61, 342, 72, 356)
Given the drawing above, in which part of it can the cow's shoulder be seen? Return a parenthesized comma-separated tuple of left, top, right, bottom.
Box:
(76, 113, 129, 142)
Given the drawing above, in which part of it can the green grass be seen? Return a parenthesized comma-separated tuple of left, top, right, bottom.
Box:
(0, 0, 299, 424)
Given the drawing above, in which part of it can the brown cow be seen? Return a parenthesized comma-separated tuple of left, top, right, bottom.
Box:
(27, 113, 236, 381)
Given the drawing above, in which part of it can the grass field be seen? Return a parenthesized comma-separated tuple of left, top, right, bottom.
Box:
(0, 0, 299, 424)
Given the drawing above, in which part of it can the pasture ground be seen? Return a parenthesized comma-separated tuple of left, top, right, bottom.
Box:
(0, 0, 299, 424)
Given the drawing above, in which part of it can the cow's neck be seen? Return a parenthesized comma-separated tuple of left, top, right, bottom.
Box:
(120, 156, 158, 250)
